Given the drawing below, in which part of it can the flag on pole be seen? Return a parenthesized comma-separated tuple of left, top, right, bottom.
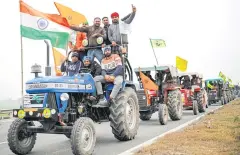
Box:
(219, 71, 226, 82)
(54, 2, 88, 25)
(20, 1, 71, 49)
(53, 2, 89, 76)
(150, 39, 166, 48)
(176, 56, 188, 72)
(139, 68, 158, 105)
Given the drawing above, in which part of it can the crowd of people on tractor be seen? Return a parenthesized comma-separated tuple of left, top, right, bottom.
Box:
(60, 5, 137, 106)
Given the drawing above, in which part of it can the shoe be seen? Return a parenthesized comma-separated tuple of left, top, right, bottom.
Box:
(92, 96, 109, 107)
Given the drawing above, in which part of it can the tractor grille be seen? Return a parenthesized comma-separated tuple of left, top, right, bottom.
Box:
(136, 90, 147, 109)
(23, 93, 45, 108)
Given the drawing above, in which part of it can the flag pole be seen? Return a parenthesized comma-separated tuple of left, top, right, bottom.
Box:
(19, 1, 24, 103)
(149, 38, 159, 66)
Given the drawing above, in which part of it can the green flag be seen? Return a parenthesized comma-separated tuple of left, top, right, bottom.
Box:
(150, 39, 166, 48)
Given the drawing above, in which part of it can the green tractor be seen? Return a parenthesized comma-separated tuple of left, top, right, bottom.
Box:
(205, 78, 227, 105)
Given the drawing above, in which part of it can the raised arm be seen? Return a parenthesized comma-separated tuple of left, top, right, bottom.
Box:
(122, 5, 137, 24)
(70, 26, 89, 33)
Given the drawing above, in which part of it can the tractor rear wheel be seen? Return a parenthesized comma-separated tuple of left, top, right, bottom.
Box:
(193, 100, 198, 115)
(167, 89, 183, 121)
(109, 87, 140, 141)
(140, 113, 152, 121)
(71, 117, 96, 155)
(7, 119, 36, 155)
(197, 91, 206, 113)
(158, 103, 168, 125)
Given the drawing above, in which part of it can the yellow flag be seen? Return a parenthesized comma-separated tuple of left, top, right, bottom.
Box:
(176, 56, 188, 72)
(54, 2, 88, 25)
(219, 71, 226, 82)
(150, 39, 166, 48)
(52, 48, 66, 76)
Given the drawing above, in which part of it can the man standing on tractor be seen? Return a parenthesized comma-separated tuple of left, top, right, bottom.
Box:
(70, 17, 106, 63)
(108, 5, 136, 55)
(93, 45, 124, 107)
(82, 56, 102, 77)
(69, 22, 89, 61)
(60, 52, 83, 76)
(102, 17, 111, 46)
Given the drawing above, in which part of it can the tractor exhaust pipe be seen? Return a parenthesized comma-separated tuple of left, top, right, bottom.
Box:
(44, 40, 51, 76)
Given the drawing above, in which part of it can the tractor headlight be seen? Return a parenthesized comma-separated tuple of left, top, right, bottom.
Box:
(18, 110, 25, 119)
(60, 93, 69, 101)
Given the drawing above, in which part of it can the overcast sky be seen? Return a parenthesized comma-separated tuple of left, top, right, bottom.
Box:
(0, 0, 239, 99)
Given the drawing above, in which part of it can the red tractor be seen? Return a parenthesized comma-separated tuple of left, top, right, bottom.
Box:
(178, 72, 207, 115)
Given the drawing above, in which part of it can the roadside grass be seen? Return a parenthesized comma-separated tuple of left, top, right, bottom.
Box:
(135, 99, 240, 155)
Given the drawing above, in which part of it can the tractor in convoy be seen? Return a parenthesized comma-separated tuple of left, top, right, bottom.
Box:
(7, 39, 139, 155)
(178, 73, 198, 115)
(134, 65, 183, 125)
(179, 72, 207, 114)
(204, 78, 227, 105)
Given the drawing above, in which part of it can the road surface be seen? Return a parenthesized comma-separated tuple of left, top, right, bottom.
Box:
(0, 104, 221, 155)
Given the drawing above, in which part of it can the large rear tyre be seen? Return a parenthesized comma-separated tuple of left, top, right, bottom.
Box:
(109, 87, 140, 141)
(140, 113, 152, 121)
(71, 117, 96, 155)
(197, 91, 206, 113)
(7, 119, 36, 155)
(158, 104, 168, 125)
(167, 89, 183, 121)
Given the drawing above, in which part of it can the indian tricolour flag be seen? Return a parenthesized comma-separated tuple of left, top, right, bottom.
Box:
(20, 1, 72, 75)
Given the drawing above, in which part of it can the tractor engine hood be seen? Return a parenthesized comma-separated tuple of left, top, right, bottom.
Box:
(25, 73, 95, 94)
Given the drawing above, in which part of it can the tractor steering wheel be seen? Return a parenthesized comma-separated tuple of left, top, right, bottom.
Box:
(79, 68, 92, 73)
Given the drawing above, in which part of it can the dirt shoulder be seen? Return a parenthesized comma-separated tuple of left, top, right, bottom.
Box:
(135, 99, 240, 155)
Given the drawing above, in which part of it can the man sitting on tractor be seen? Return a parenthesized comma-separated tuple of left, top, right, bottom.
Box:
(60, 52, 83, 76)
(182, 76, 191, 89)
(93, 45, 124, 107)
(82, 56, 102, 77)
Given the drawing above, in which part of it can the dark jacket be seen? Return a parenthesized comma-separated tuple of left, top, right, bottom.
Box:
(103, 24, 111, 45)
(84, 61, 102, 77)
(70, 25, 106, 47)
(61, 60, 82, 76)
(108, 12, 136, 44)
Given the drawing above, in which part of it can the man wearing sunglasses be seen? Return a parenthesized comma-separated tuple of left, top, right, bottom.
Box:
(60, 52, 83, 76)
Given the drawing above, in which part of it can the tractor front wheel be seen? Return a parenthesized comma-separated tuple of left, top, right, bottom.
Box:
(71, 117, 96, 155)
(193, 100, 198, 115)
(158, 103, 168, 125)
(109, 87, 140, 141)
(7, 119, 36, 155)
(140, 113, 152, 121)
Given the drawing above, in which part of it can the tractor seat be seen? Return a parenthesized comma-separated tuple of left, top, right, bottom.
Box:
(103, 82, 126, 91)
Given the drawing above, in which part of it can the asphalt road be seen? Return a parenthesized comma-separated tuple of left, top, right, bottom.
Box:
(0, 103, 221, 155)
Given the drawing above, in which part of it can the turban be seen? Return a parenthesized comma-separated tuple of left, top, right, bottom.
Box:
(111, 12, 119, 18)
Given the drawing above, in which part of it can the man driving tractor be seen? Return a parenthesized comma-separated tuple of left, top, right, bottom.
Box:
(93, 45, 124, 107)
(182, 75, 191, 89)
(82, 56, 102, 77)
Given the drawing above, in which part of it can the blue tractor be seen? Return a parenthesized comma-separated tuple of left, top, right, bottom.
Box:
(7, 42, 140, 155)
